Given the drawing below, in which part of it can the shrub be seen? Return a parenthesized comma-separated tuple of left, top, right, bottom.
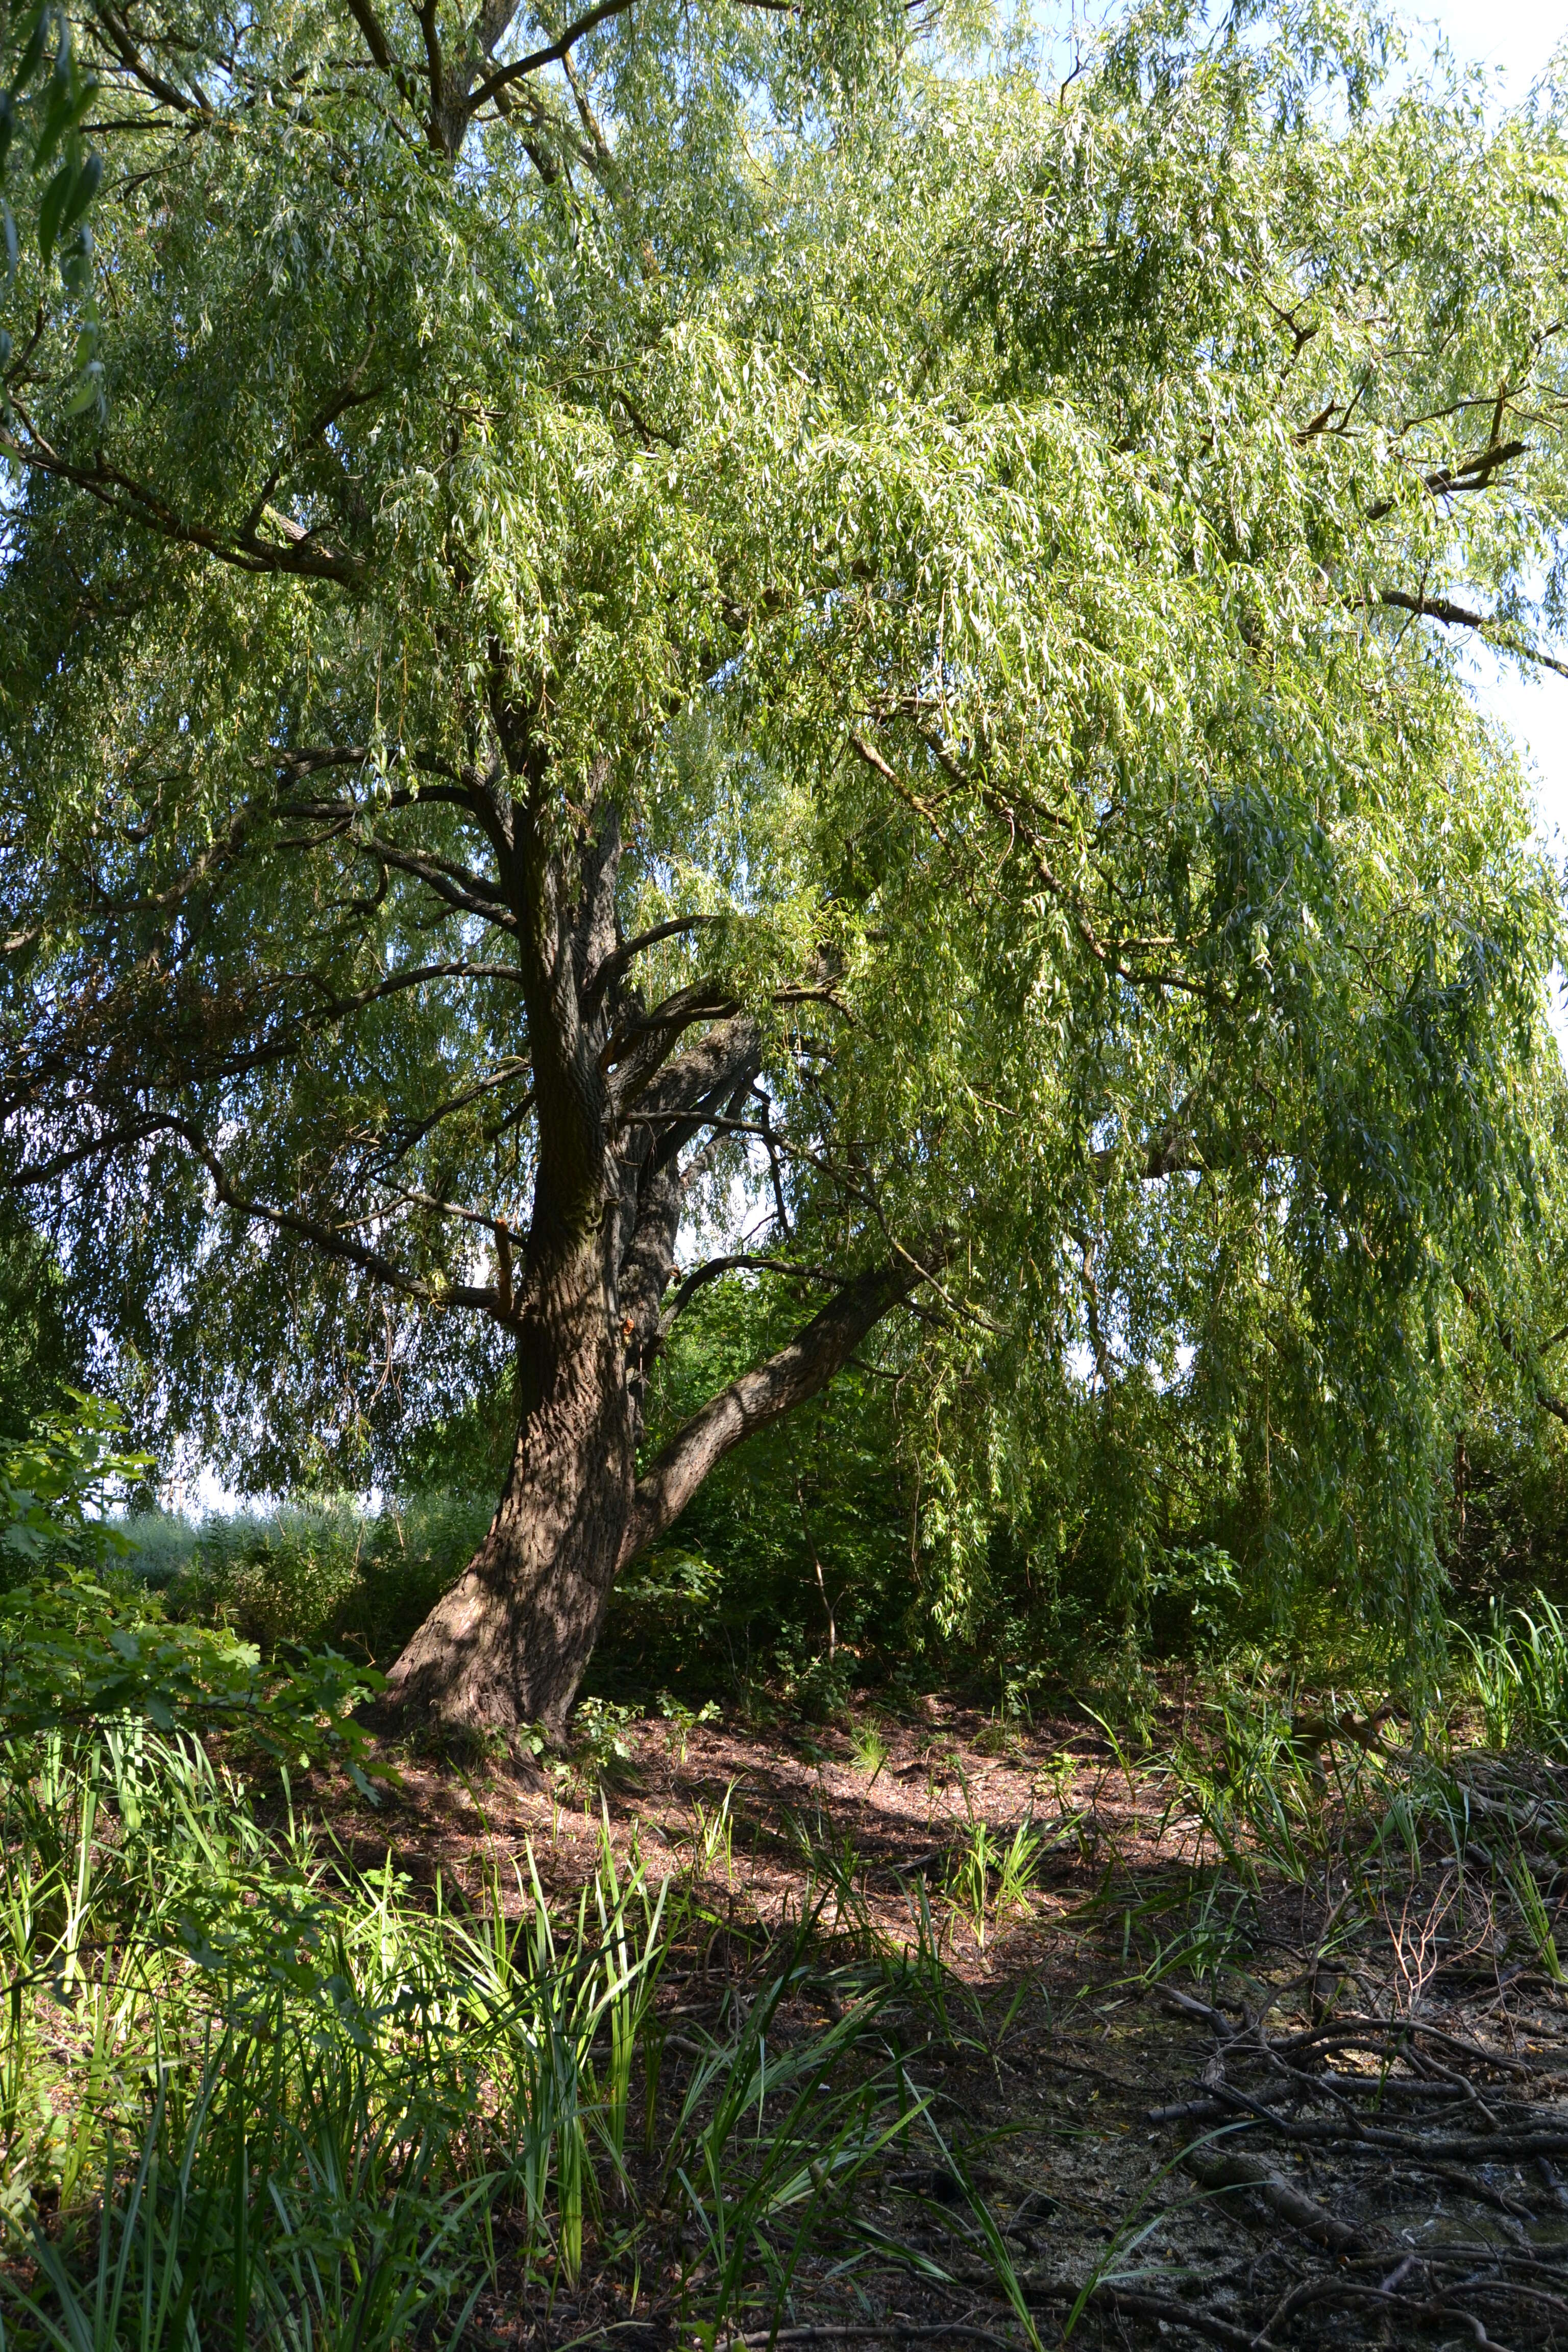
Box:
(144, 1492, 494, 1665)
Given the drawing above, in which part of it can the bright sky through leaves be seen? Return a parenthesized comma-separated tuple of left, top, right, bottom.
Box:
(1420, 3, 1568, 884)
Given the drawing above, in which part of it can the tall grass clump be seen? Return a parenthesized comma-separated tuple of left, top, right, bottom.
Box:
(0, 1723, 924, 2351)
(1458, 1593, 1568, 1754)
(0, 1407, 927, 2352)
(0, 1716, 666, 2329)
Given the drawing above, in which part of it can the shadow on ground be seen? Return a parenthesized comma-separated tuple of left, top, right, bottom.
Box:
(307, 1694, 1568, 2350)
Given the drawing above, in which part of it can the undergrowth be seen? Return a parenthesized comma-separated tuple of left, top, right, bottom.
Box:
(0, 1721, 970, 2352)
(12, 1614, 1568, 2350)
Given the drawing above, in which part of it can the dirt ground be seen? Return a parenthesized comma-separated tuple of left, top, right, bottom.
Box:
(321, 1696, 1568, 2350)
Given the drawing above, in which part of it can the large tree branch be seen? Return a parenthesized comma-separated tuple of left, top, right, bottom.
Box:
(603, 980, 740, 1110)
(353, 837, 519, 928)
(1376, 589, 1568, 679)
(609, 1016, 763, 1378)
(322, 0, 439, 131)
(276, 776, 502, 836)
(584, 913, 720, 1012)
(341, 0, 399, 74)
(93, 1, 211, 112)
(166, 1119, 503, 1315)
(620, 1259, 922, 1563)
(1367, 438, 1528, 523)
(467, 0, 714, 110)
(0, 411, 359, 583)
(616, 1012, 762, 1174)
(465, 0, 805, 148)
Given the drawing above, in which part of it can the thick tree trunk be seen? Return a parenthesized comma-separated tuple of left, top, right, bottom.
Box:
(382, 1257, 922, 1742)
(382, 1257, 635, 1740)
(376, 779, 929, 1746)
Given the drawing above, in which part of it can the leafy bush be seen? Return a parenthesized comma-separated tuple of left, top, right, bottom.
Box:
(0, 1393, 146, 1590)
(143, 1492, 494, 1666)
(173, 1497, 372, 1651)
(115, 1508, 199, 1588)
(0, 1401, 381, 1778)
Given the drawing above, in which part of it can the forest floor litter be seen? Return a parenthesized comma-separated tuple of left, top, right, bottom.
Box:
(299, 1693, 1568, 2349)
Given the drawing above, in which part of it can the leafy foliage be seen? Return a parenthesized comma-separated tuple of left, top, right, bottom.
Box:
(0, 1204, 79, 1445)
(3, 0, 1568, 1667)
(0, 0, 100, 396)
(0, 1402, 382, 1777)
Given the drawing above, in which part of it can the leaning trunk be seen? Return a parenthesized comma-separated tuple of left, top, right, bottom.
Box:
(383, 1254, 923, 1742)
(383, 1263, 633, 1740)
(379, 795, 922, 1743)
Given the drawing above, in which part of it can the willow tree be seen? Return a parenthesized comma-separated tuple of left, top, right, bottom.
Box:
(3, 0, 1567, 1730)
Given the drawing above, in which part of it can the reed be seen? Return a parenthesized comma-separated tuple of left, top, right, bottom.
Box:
(0, 1729, 922, 2352)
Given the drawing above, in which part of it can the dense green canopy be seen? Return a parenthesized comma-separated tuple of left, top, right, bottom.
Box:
(4, 0, 1568, 1667)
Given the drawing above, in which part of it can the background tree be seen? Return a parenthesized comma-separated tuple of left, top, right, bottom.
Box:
(3, 0, 1568, 1735)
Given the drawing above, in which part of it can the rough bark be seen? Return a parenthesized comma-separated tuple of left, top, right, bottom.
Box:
(374, 779, 926, 1741)
(381, 1250, 635, 1739)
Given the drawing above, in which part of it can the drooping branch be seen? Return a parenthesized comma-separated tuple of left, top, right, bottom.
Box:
(238, 353, 382, 543)
(1091, 1118, 1206, 1183)
(381, 1063, 533, 1166)
(1458, 1277, 1568, 1430)
(1376, 589, 1568, 679)
(0, 409, 360, 583)
(167, 1119, 503, 1316)
(0, 957, 527, 1138)
(620, 1258, 924, 1563)
(657, 1251, 839, 1336)
(850, 726, 1210, 1000)
(753, 1085, 792, 1236)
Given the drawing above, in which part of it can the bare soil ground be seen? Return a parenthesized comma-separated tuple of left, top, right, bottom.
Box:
(321, 1696, 1568, 2350)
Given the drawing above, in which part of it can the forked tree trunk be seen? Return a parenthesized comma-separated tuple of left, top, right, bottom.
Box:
(382, 1259, 635, 1739)
(382, 1256, 920, 1743)
(376, 778, 928, 1745)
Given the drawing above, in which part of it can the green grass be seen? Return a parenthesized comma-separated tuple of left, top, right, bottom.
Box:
(846, 1718, 890, 1782)
(0, 1725, 942, 2352)
(1457, 1590, 1568, 1755)
(1058, 1643, 1568, 2015)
